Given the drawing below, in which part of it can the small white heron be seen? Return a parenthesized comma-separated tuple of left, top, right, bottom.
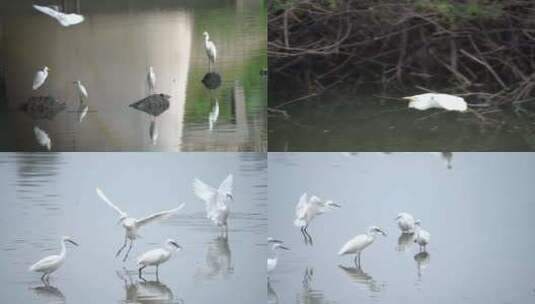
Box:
(193, 174, 233, 236)
(395, 212, 420, 234)
(73, 80, 88, 102)
(414, 222, 431, 252)
(203, 31, 217, 72)
(267, 239, 289, 274)
(148, 67, 156, 93)
(137, 239, 181, 280)
(33, 5, 84, 27)
(294, 193, 340, 244)
(403, 93, 468, 112)
(33, 66, 50, 90)
(29, 236, 78, 282)
(338, 226, 387, 266)
(95, 188, 185, 261)
(33, 126, 51, 151)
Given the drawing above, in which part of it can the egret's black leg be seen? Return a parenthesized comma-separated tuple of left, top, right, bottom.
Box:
(138, 265, 146, 279)
(354, 255, 358, 267)
(156, 265, 159, 281)
(123, 239, 134, 262)
(115, 235, 127, 258)
(40, 273, 47, 283)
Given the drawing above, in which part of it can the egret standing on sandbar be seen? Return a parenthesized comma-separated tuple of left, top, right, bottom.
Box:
(148, 67, 156, 93)
(338, 226, 387, 267)
(203, 31, 217, 72)
(33, 5, 84, 27)
(193, 174, 233, 237)
(73, 81, 88, 102)
(29, 236, 78, 282)
(137, 239, 181, 280)
(96, 188, 185, 261)
(403, 93, 468, 112)
(414, 221, 431, 252)
(294, 193, 340, 244)
(33, 66, 50, 90)
(267, 239, 289, 274)
(395, 212, 419, 234)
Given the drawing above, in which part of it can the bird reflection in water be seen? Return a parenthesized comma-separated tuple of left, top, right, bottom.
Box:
(338, 265, 385, 293)
(414, 251, 430, 281)
(297, 267, 333, 304)
(30, 283, 65, 304)
(196, 236, 233, 280)
(116, 268, 183, 304)
(397, 232, 415, 252)
(208, 96, 219, 131)
(129, 94, 171, 145)
(21, 96, 66, 150)
(429, 152, 453, 170)
(267, 278, 279, 304)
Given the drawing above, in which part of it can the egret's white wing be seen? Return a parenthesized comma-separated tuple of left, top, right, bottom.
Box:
(193, 178, 218, 218)
(338, 234, 369, 255)
(136, 203, 185, 227)
(434, 94, 467, 112)
(96, 188, 127, 218)
(137, 248, 167, 265)
(29, 255, 60, 272)
(33, 5, 61, 19)
(217, 174, 233, 195)
(293, 193, 308, 227)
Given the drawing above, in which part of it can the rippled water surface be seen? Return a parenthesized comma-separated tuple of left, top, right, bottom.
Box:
(268, 152, 535, 304)
(0, 0, 266, 151)
(0, 152, 266, 303)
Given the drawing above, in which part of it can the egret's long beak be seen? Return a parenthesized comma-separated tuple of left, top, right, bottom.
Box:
(279, 245, 290, 250)
(330, 203, 341, 208)
(394, 215, 401, 221)
(67, 240, 79, 246)
(268, 239, 283, 244)
(170, 241, 181, 250)
(380, 230, 387, 237)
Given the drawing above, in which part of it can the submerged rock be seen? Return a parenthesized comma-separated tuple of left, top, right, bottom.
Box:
(20, 96, 66, 120)
(129, 93, 170, 116)
(202, 72, 222, 90)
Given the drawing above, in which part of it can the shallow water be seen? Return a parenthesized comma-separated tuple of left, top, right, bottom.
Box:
(268, 152, 535, 304)
(268, 91, 535, 151)
(0, 0, 266, 151)
(0, 152, 266, 303)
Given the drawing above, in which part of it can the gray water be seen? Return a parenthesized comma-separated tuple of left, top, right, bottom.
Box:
(268, 91, 535, 151)
(0, 152, 266, 303)
(0, 0, 266, 151)
(268, 152, 535, 304)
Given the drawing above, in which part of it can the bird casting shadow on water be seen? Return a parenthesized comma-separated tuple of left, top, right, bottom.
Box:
(414, 251, 431, 280)
(30, 283, 65, 303)
(117, 268, 183, 304)
(338, 265, 384, 293)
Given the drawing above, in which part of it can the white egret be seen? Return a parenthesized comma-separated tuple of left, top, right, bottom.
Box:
(267, 241, 289, 273)
(294, 193, 340, 244)
(33, 66, 50, 90)
(148, 67, 156, 93)
(137, 239, 181, 279)
(203, 31, 217, 72)
(73, 80, 88, 102)
(403, 93, 468, 112)
(29, 236, 78, 282)
(395, 212, 419, 234)
(95, 188, 185, 261)
(414, 222, 431, 251)
(33, 5, 84, 27)
(33, 126, 51, 151)
(338, 226, 387, 266)
(192, 174, 233, 236)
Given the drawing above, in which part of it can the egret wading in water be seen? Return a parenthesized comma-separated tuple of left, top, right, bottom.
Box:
(294, 193, 340, 245)
(414, 221, 431, 252)
(137, 239, 181, 280)
(73, 80, 88, 102)
(148, 67, 156, 93)
(267, 239, 289, 274)
(33, 5, 84, 27)
(338, 226, 387, 267)
(403, 93, 468, 112)
(203, 31, 217, 72)
(33, 126, 51, 151)
(193, 174, 233, 237)
(33, 66, 50, 90)
(29, 236, 78, 283)
(395, 212, 420, 234)
(96, 188, 185, 261)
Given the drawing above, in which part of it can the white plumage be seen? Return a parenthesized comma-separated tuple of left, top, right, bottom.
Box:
(395, 212, 419, 234)
(149, 119, 158, 145)
(338, 226, 386, 266)
(33, 5, 84, 27)
(33, 66, 49, 90)
(267, 240, 289, 273)
(414, 222, 431, 251)
(137, 239, 181, 279)
(403, 93, 468, 112)
(148, 67, 156, 93)
(203, 32, 217, 72)
(193, 174, 233, 233)
(95, 188, 185, 261)
(208, 101, 219, 131)
(73, 80, 88, 101)
(294, 193, 340, 228)
(29, 236, 78, 282)
(33, 126, 51, 151)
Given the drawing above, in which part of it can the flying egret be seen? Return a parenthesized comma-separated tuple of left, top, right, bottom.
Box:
(203, 31, 217, 72)
(294, 193, 340, 244)
(395, 212, 419, 234)
(73, 80, 88, 102)
(33, 5, 84, 27)
(403, 93, 468, 112)
(33, 126, 51, 151)
(267, 240, 289, 274)
(192, 174, 233, 236)
(414, 222, 431, 252)
(148, 67, 156, 93)
(29, 236, 78, 282)
(338, 226, 387, 267)
(95, 188, 185, 261)
(33, 66, 50, 90)
(137, 239, 181, 280)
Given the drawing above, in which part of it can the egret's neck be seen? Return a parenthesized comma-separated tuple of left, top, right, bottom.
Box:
(164, 244, 176, 255)
(59, 240, 67, 258)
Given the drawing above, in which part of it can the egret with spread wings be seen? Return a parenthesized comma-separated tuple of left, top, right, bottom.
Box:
(294, 193, 340, 244)
(193, 174, 233, 237)
(96, 188, 185, 261)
